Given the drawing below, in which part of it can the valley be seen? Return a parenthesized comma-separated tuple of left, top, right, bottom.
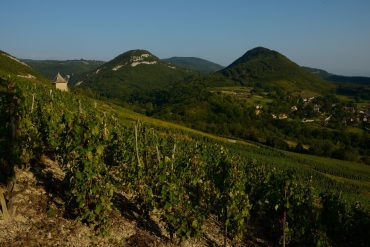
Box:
(1, 47, 369, 246)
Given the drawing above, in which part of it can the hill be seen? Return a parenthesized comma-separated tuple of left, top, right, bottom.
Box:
(22, 59, 104, 80)
(303, 66, 370, 85)
(219, 47, 334, 95)
(0, 50, 47, 83)
(162, 56, 224, 73)
(72, 49, 196, 102)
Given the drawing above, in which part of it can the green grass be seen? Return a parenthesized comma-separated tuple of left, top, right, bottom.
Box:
(345, 127, 365, 135)
(210, 86, 273, 106)
(99, 100, 257, 147)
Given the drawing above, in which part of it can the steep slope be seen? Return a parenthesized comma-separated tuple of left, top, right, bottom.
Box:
(0, 50, 47, 82)
(219, 47, 334, 94)
(22, 59, 104, 80)
(162, 56, 224, 73)
(73, 49, 195, 101)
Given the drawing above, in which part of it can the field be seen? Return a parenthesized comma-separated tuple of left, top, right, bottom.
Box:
(210, 86, 273, 106)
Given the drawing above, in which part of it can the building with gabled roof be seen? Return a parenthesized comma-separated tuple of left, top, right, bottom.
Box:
(51, 73, 68, 91)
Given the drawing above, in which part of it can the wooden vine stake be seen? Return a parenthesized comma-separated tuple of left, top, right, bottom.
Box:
(134, 122, 142, 168)
(103, 112, 108, 138)
(31, 93, 35, 113)
(78, 100, 82, 114)
(0, 188, 10, 222)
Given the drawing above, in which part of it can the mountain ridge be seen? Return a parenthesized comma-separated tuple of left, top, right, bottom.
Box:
(162, 56, 224, 73)
(22, 59, 104, 80)
(303, 66, 370, 85)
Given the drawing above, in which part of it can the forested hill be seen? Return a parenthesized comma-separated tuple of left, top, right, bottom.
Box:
(219, 47, 334, 94)
(22, 59, 104, 80)
(162, 56, 224, 73)
(71, 49, 196, 101)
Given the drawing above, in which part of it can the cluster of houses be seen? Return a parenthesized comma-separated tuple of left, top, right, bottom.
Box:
(254, 95, 370, 129)
(343, 108, 370, 125)
(255, 105, 296, 120)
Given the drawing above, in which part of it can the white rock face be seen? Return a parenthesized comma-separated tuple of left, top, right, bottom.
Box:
(75, 81, 84, 86)
(17, 74, 35, 79)
(95, 69, 101, 74)
(111, 53, 157, 71)
(2, 53, 30, 67)
(112, 65, 124, 71)
(131, 61, 157, 67)
(168, 66, 176, 69)
(129, 53, 157, 67)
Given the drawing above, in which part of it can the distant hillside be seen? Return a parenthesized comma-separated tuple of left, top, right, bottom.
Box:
(72, 49, 195, 101)
(303, 66, 370, 85)
(219, 47, 334, 95)
(22, 59, 104, 80)
(0, 50, 47, 83)
(162, 57, 224, 73)
(302, 66, 331, 79)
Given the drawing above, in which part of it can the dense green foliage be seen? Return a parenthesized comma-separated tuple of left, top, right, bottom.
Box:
(162, 56, 224, 73)
(336, 83, 370, 100)
(1, 74, 369, 245)
(126, 78, 370, 164)
(22, 59, 104, 80)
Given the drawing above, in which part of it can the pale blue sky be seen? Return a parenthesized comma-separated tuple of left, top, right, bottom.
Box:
(0, 0, 370, 76)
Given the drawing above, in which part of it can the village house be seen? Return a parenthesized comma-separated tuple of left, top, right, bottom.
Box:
(313, 104, 320, 112)
(302, 118, 315, 123)
(51, 73, 68, 91)
(278, 113, 288, 120)
(255, 105, 263, 115)
(343, 106, 355, 113)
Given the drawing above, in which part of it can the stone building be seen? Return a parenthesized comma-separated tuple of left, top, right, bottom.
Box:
(51, 73, 68, 91)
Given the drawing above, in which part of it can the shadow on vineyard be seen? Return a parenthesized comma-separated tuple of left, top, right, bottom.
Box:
(1, 76, 370, 246)
(112, 192, 166, 240)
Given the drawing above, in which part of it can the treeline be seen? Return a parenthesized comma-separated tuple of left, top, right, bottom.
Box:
(336, 83, 370, 100)
(1, 76, 369, 246)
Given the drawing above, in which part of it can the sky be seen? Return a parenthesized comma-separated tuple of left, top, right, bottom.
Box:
(0, 0, 370, 76)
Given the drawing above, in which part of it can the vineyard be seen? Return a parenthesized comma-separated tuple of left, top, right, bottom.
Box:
(1, 75, 370, 246)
